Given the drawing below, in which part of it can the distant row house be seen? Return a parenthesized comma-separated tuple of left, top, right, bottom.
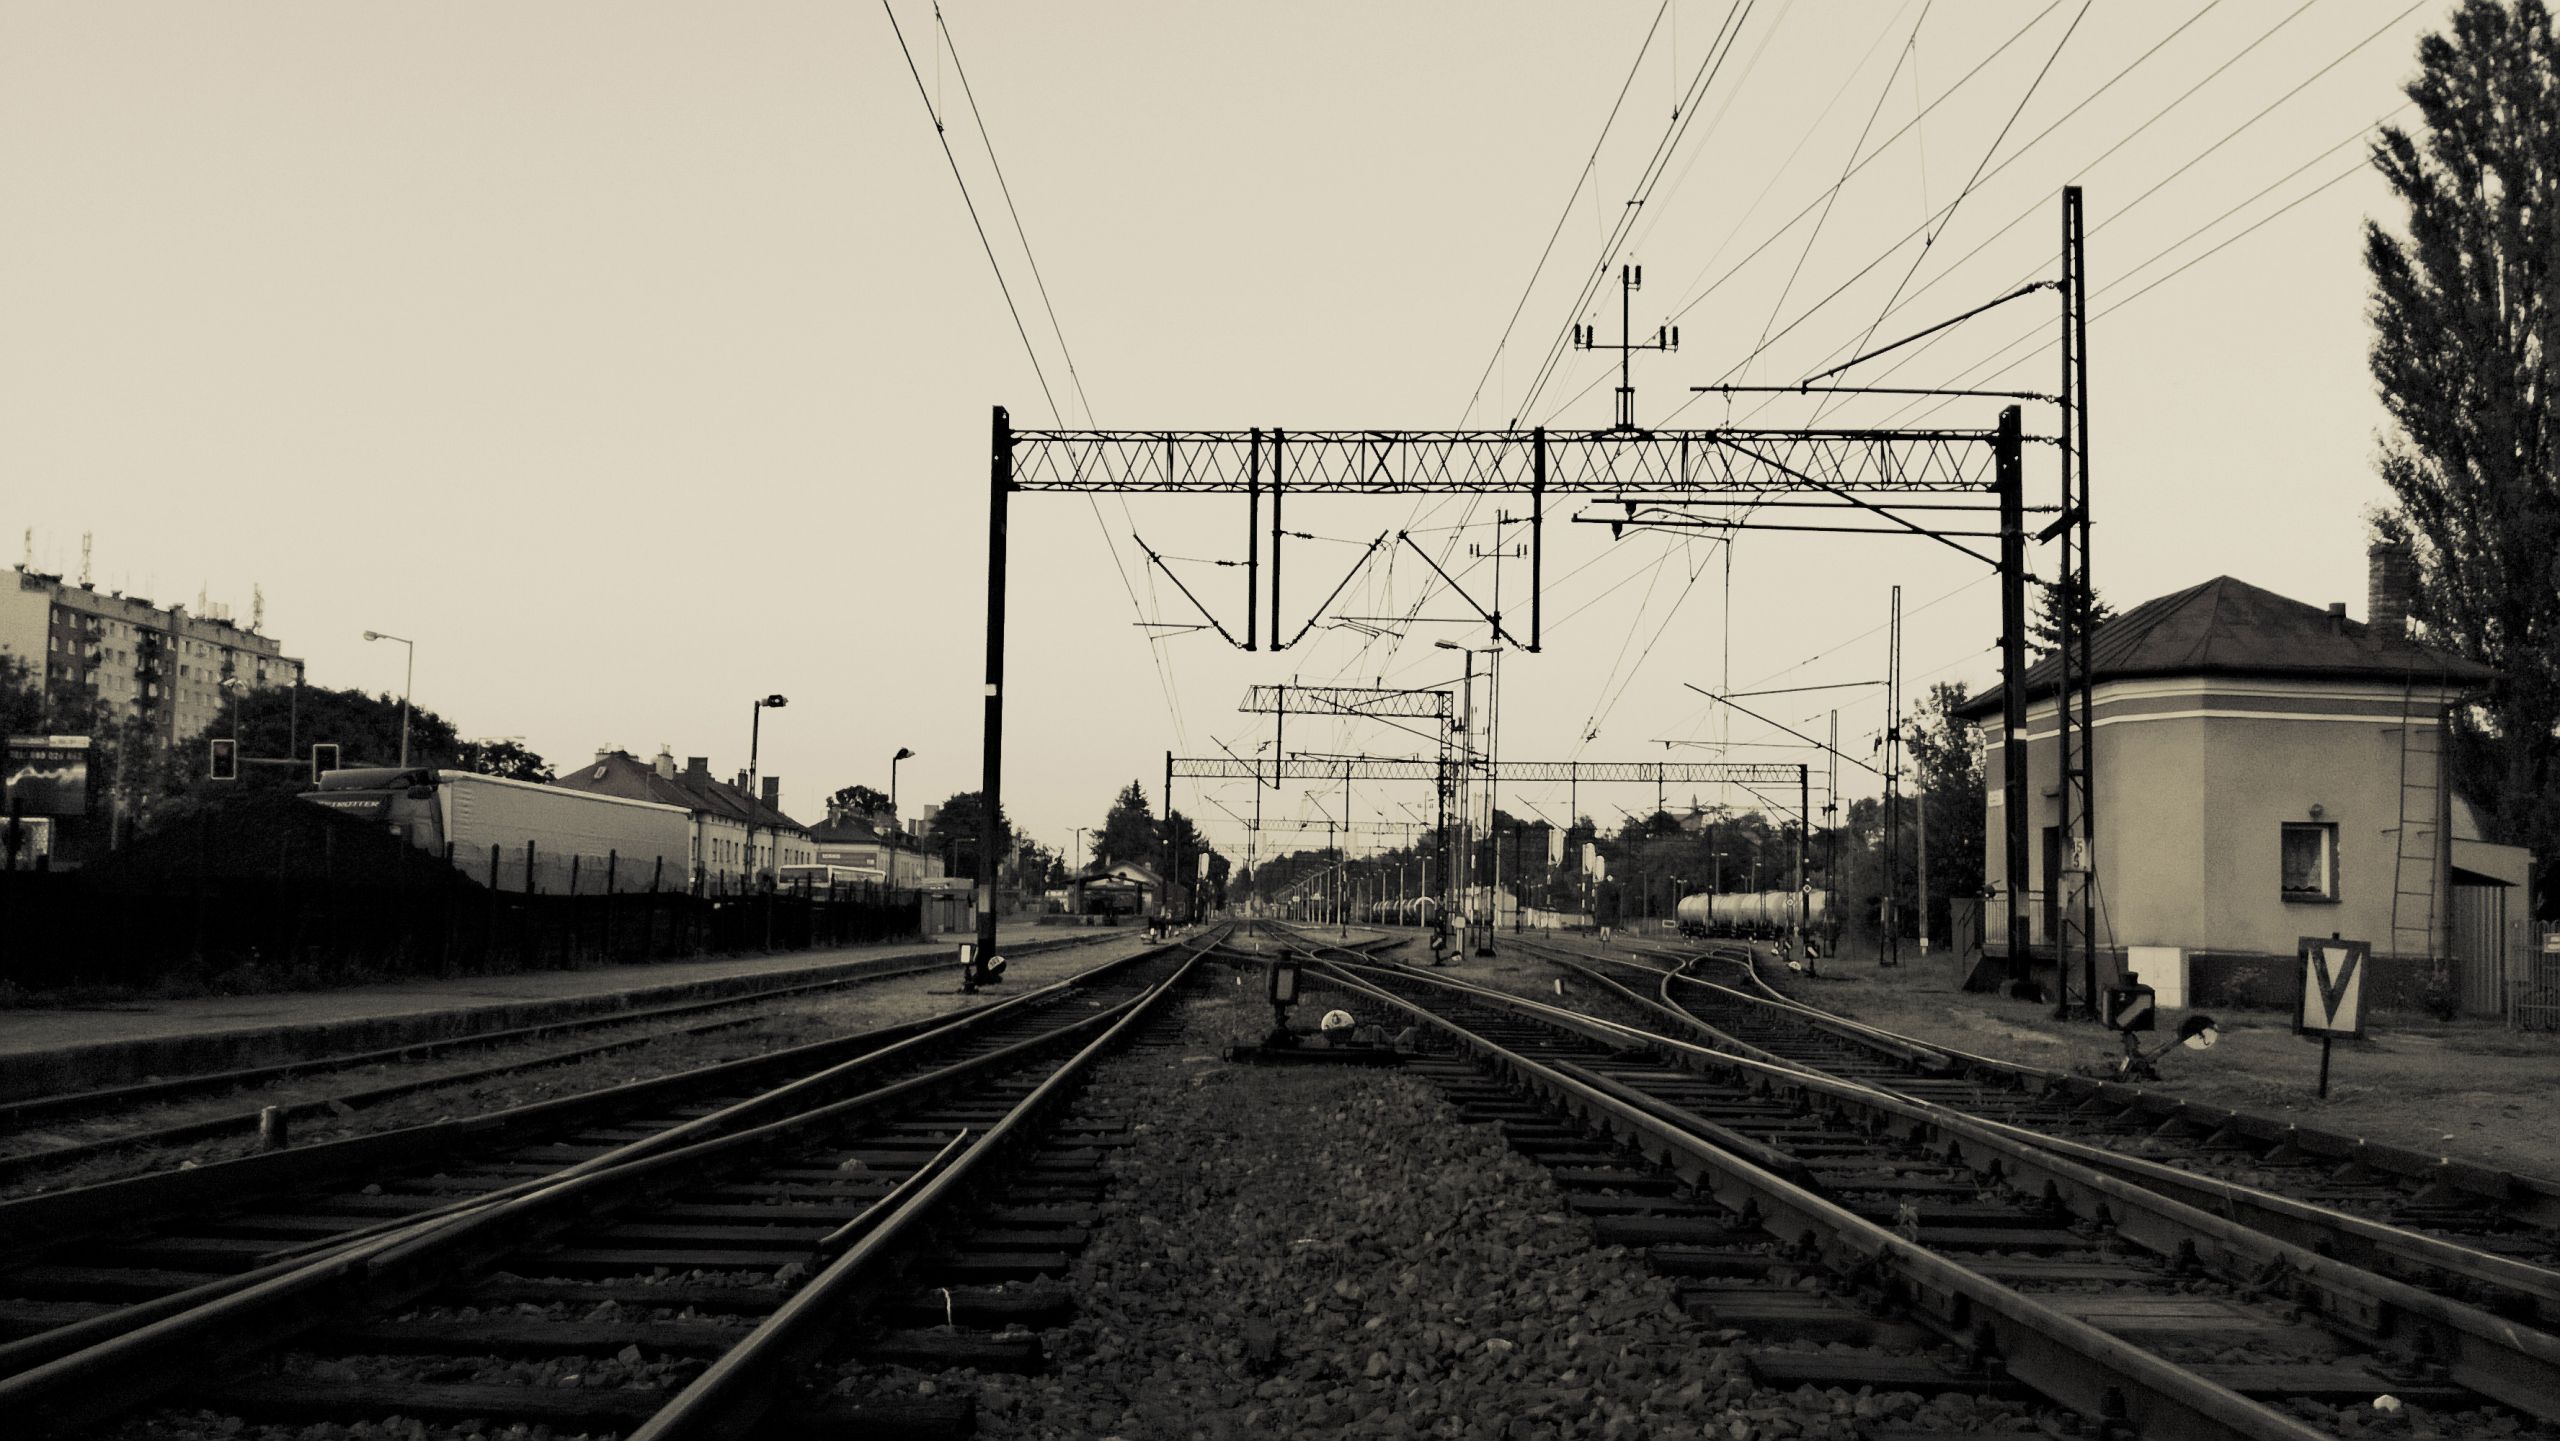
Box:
(553, 747, 814, 892)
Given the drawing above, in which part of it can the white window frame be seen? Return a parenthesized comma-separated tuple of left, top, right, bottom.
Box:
(2280, 821, 2338, 903)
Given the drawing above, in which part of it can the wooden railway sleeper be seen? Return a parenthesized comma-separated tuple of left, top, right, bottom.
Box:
(1357, 956, 2560, 1428)
(0, 939, 1219, 1435)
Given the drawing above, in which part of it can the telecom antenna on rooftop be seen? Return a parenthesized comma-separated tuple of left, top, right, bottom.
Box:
(80, 533, 92, 587)
(252, 585, 266, 632)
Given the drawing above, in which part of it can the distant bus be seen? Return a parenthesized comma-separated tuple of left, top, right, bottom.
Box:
(777, 863, 886, 891)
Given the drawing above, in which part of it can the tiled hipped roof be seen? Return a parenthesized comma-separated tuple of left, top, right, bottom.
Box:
(1957, 576, 2494, 721)
(556, 752, 807, 832)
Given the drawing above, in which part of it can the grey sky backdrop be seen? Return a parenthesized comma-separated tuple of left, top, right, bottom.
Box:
(0, 1, 2448, 866)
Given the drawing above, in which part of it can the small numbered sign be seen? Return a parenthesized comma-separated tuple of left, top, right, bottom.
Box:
(2295, 936, 2369, 1039)
(2104, 983, 2156, 1033)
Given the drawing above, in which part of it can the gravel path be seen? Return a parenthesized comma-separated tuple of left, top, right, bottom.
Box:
(842, 973, 2034, 1440)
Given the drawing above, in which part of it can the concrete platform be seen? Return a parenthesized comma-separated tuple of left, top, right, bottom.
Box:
(0, 925, 1098, 1103)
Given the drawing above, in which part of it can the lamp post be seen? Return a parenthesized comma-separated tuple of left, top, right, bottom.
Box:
(888, 746, 915, 887)
(360, 630, 413, 767)
(746, 694, 788, 888)
(1433, 641, 1480, 947)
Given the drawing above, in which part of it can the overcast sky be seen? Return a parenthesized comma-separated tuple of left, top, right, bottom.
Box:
(0, 1, 2450, 865)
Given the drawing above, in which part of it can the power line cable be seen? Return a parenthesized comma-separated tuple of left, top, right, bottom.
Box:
(1780, 0, 2415, 419)
(886, 1, 1188, 745)
(1457, 0, 1674, 427)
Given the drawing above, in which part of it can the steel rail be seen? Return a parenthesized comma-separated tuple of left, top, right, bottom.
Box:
(1310, 959, 2330, 1441)
(0, 930, 1223, 1434)
(1617, 935, 2560, 1235)
(1530, 936, 2560, 1328)
(1333, 955, 2560, 1421)
(0, 936, 1204, 1378)
(628, 939, 1209, 1440)
(0, 930, 1120, 1132)
(0, 938, 1159, 1258)
(1678, 941, 2560, 1239)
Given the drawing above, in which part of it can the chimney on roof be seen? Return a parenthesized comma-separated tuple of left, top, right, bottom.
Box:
(686, 756, 710, 780)
(762, 776, 780, 812)
(2369, 539, 2414, 641)
(594, 747, 611, 763)
(2327, 601, 2347, 634)
(652, 748, 676, 780)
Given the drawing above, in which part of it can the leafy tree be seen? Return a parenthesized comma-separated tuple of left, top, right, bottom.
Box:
(455, 738, 553, 783)
(2030, 577, 2114, 664)
(1905, 681, 1986, 943)
(0, 656, 93, 736)
(1095, 780, 1157, 868)
(2367, 0, 2560, 869)
(829, 784, 893, 824)
(927, 789, 1010, 880)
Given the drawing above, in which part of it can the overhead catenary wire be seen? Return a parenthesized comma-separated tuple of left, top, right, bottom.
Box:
(1456, 0, 1675, 427)
(899, 0, 1191, 746)
(1817, 1, 2091, 416)
(1732, 0, 2418, 429)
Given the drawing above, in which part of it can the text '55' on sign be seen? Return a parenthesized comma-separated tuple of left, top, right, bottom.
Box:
(2295, 935, 2369, 1039)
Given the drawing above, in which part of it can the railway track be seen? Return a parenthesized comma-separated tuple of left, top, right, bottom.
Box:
(1511, 934, 2560, 1328)
(0, 931, 1123, 1188)
(0, 926, 1222, 1438)
(1260, 924, 2557, 1439)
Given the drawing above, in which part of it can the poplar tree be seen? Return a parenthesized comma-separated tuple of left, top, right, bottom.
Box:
(2367, 0, 2560, 864)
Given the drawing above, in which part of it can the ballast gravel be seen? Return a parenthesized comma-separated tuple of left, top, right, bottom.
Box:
(840, 978, 2040, 1440)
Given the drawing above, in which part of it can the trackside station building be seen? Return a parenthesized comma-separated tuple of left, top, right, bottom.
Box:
(1960, 545, 2535, 1015)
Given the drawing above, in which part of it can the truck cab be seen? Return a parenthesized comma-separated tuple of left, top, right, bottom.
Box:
(303, 767, 446, 853)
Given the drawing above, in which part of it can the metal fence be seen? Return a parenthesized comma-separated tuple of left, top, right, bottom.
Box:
(2523, 925, 2560, 1032)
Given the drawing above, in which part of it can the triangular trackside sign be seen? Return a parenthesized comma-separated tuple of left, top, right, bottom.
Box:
(2294, 935, 2369, 1039)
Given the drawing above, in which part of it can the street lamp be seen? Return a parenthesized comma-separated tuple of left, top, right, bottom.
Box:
(745, 694, 787, 888)
(888, 746, 916, 887)
(890, 746, 915, 818)
(361, 630, 413, 768)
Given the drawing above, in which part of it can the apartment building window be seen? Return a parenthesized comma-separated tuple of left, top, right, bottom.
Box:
(2281, 822, 2337, 902)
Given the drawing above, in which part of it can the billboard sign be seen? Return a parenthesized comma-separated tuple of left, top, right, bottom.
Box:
(4, 735, 91, 817)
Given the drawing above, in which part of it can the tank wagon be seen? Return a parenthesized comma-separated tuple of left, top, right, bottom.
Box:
(1674, 888, 1829, 939)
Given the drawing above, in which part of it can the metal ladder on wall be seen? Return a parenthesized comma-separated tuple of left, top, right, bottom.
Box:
(2385, 664, 2440, 968)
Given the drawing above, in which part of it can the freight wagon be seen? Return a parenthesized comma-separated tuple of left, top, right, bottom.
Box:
(303, 767, 691, 893)
(1674, 888, 1831, 940)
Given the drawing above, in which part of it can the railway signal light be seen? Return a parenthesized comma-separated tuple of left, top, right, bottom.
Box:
(208, 738, 238, 781)
(1268, 957, 1301, 1033)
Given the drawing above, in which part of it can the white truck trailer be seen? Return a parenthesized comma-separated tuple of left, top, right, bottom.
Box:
(304, 767, 691, 893)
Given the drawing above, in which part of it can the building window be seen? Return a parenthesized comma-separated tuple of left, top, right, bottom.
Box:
(2281, 822, 2337, 902)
